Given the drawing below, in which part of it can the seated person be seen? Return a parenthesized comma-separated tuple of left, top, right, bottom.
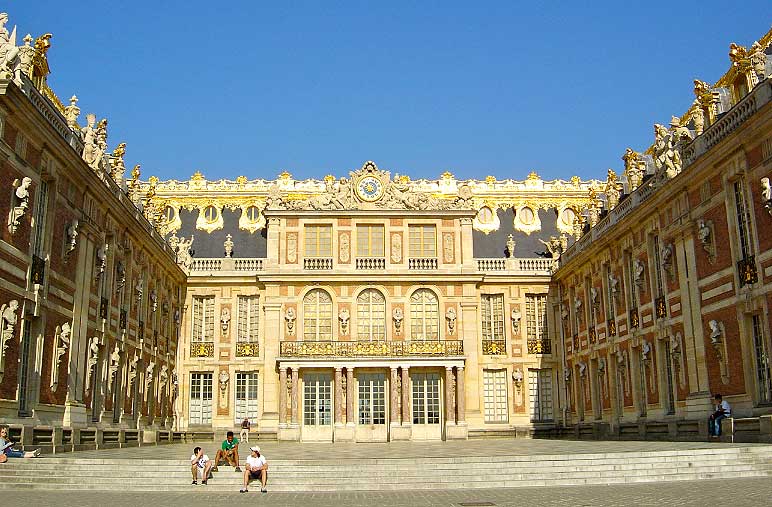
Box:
(0, 425, 40, 462)
(190, 446, 213, 485)
(708, 393, 732, 437)
(240, 445, 268, 493)
(240, 418, 251, 443)
(214, 431, 240, 472)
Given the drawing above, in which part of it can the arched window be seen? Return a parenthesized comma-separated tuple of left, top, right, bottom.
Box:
(303, 289, 332, 341)
(410, 289, 439, 341)
(357, 289, 386, 341)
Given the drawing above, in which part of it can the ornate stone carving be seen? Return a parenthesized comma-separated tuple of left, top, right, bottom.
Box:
(670, 332, 686, 388)
(392, 307, 404, 335)
(653, 120, 692, 180)
(513, 205, 541, 235)
(64, 219, 78, 255)
(218, 370, 229, 409)
(537, 235, 565, 266)
(511, 306, 521, 335)
(616, 349, 630, 396)
(708, 320, 729, 384)
(127, 352, 139, 391)
(144, 359, 155, 402)
(622, 148, 646, 192)
(107, 343, 121, 393)
(604, 169, 622, 210)
(0, 300, 19, 383)
(115, 261, 126, 293)
(661, 243, 674, 279)
(285, 307, 296, 336)
(149, 289, 158, 313)
(505, 234, 516, 258)
(50, 322, 70, 392)
(442, 233, 453, 263)
(761, 177, 771, 215)
(445, 307, 456, 336)
(390, 233, 402, 263)
(690, 99, 705, 136)
(7, 177, 32, 234)
(512, 368, 524, 406)
(64, 95, 80, 129)
(223, 233, 234, 258)
(339, 232, 350, 263)
(287, 233, 297, 263)
(220, 307, 230, 334)
(577, 361, 587, 379)
(698, 219, 715, 261)
(135, 277, 144, 303)
(634, 259, 645, 289)
(110, 142, 127, 185)
(84, 337, 100, 396)
(338, 308, 350, 336)
(95, 244, 108, 281)
(0, 13, 20, 80)
(749, 40, 768, 81)
(608, 273, 619, 300)
(169, 234, 194, 269)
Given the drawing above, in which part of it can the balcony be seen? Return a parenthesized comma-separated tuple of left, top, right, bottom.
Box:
(235, 342, 260, 357)
(189, 258, 264, 273)
(482, 339, 506, 355)
(408, 257, 438, 270)
(190, 341, 214, 358)
(356, 257, 386, 270)
(304, 257, 333, 270)
(280, 340, 463, 358)
(474, 257, 553, 275)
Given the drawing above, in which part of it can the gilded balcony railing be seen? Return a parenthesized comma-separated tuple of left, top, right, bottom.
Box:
(235, 342, 260, 357)
(482, 339, 506, 355)
(527, 338, 551, 355)
(280, 340, 463, 358)
(190, 341, 214, 358)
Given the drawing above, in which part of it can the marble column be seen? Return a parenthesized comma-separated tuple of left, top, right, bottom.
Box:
(456, 366, 465, 423)
(401, 366, 410, 424)
(345, 367, 354, 425)
(278, 367, 287, 426)
(389, 367, 399, 426)
(445, 366, 455, 424)
(290, 368, 299, 425)
(334, 367, 343, 426)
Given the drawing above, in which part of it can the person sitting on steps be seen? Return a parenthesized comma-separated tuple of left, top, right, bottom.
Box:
(708, 393, 732, 438)
(190, 446, 214, 485)
(240, 445, 268, 493)
(214, 431, 240, 472)
(240, 418, 251, 443)
(0, 425, 41, 462)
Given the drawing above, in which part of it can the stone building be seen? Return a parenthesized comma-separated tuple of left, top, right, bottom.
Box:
(147, 164, 599, 440)
(551, 29, 772, 439)
(0, 13, 186, 444)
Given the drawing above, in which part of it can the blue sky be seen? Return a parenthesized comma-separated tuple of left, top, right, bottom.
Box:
(8, 2, 771, 181)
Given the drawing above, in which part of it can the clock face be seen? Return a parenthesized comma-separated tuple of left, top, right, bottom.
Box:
(357, 175, 384, 202)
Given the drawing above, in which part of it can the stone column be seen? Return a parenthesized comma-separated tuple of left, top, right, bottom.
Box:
(278, 367, 287, 426)
(261, 299, 282, 431)
(290, 368, 299, 425)
(445, 366, 455, 424)
(346, 367, 354, 426)
(334, 367, 343, 426)
(456, 366, 465, 423)
(389, 367, 399, 426)
(401, 366, 410, 424)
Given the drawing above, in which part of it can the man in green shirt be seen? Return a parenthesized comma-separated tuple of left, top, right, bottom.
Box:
(214, 431, 240, 472)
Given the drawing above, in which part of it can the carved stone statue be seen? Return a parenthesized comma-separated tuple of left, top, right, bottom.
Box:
(445, 307, 456, 335)
(135, 277, 144, 303)
(749, 41, 767, 81)
(511, 306, 521, 335)
(127, 164, 141, 202)
(622, 148, 645, 191)
(220, 307, 230, 333)
(110, 142, 127, 184)
(505, 234, 516, 258)
(84, 337, 100, 396)
(339, 308, 350, 336)
(218, 370, 230, 409)
(641, 340, 652, 361)
(590, 287, 599, 308)
(65, 220, 79, 255)
(634, 259, 645, 287)
(51, 322, 71, 392)
(107, 343, 121, 392)
(392, 307, 404, 335)
(285, 307, 296, 336)
(95, 244, 108, 281)
(762, 177, 771, 214)
(604, 169, 622, 209)
(538, 236, 563, 261)
(149, 289, 158, 313)
(115, 261, 126, 292)
(608, 273, 619, 297)
(223, 234, 234, 258)
(64, 95, 80, 129)
(690, 99, 705, 136)
(653, 123, 682, 179)
(661, 243, 673, 277)
(708, 320, 722, 344)
(0, 13, 20, 79)
(0, 299, 19, 382)
(81, 114, 99, 168)
(7, 176, 32, 234)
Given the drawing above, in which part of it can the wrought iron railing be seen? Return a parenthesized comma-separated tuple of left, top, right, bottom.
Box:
(235, 342, 259, 357)
(607, 319, 616, 337)
(31, 254, 46, 284)
(655, 295, 667, 319)
(482, 339, 506, 355)
(629, 308, 639, 329)
(190, 341, 214, 358)
(738, 256, 758, 287)
(280, 340, 463, 358)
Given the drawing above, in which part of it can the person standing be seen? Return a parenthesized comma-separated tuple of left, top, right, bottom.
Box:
(240, 418, 251, 443)
(240, 446, 268, 493)
(708, 394, 732, 437)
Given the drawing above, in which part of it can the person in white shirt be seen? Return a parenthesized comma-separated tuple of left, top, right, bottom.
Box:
(709, 394, 732, 437)
(190, 446, 214, 485)
(240, 445, 268, 493)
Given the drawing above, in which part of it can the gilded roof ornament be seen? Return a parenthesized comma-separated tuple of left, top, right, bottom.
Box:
(485, 175, 496, 184)
(441, 171, 454, 180)
(527, 171, 540, 181)
(191, 171, 205, 182)
(236, 175, 247, 185)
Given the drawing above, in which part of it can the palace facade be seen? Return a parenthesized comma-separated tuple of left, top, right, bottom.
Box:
(1, 10, 771, 444)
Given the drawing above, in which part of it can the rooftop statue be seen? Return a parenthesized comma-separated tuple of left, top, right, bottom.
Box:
(604, 169, 622, 210)
(622, 148, 645, 191)
(0, 13, 19, 80)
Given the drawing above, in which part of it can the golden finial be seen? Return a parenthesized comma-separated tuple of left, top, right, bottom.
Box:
(191, 171, 204, 181)
(236, 175, 248, 185)
(485, 175, 496, 184)
(527, 171, 540, 181)
(441, 171, 454, 180)
(570, 175, 581, 186)
(324, 174, 335, 183)
(607, 168, 617, 182)
(397, 174, 410, 185)
(148, 175, 159, 185)
(130, 164, 141, 180)
(279, 171, 292, 180)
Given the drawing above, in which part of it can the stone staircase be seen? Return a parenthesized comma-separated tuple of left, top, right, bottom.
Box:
(2, 445, 772, 491)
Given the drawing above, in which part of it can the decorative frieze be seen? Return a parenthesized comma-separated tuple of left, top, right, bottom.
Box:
(279, 340, 463, 358)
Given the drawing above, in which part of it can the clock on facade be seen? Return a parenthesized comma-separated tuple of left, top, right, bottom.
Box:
(356, 175, 385, 202)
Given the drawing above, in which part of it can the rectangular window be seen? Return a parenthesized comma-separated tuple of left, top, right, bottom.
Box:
(237, 296, 259, 342)
(408, 225, 436, 258)
(663, 344, 675, 415)
(189, 373, 213, 425)
(191, 296, 215, 342)
(627, 253, 638, 308)
(358, 373, 386, 425)
(483, 369, 508, 423)
(652, 235, 664, 297)
(529, 369, 553, 422)
(605, 265, 616, 318)
(303, 373, 332, 426)
(481, 294, 505, 342)
(33, 180, 48, 257)
(752, 315, 772, 404)
(412, 373, 440, 424)
(734, 179, 753, 259)
(526, 294, 548, 343)
(304, 225, 332, 257)
(356, 225, 385, 257)
(584, 277, 595, 329)
(235, 372, 259, 423)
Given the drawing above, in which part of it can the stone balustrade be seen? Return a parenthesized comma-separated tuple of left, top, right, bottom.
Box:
(408, 257, 439, 270)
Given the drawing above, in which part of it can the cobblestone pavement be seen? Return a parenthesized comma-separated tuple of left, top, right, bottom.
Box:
(62, 438, 752, 461)
(2, 477, 770, 506)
